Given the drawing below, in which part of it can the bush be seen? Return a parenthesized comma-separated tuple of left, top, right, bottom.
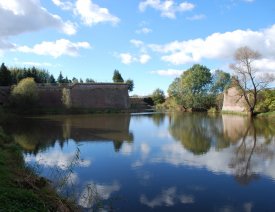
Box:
(10, 78, 38, 109)
(255, 90, 275, 113)
(151, 88, 165, 105)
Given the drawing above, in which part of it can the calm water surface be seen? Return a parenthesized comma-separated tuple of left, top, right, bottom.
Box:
(4, 113, 275, 211)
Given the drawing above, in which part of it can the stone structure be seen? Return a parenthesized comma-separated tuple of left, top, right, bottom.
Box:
(222, 87, 247, 112)
(0, 83, 130, 109)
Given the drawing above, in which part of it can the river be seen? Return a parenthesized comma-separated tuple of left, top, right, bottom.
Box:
(3, 113, 275, 211)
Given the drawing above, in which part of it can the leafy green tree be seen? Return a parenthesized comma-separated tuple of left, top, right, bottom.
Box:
(0, 63, 12, 86)
(125, 79, 134, 92)
(151, 88, 165, 105)
(255, 89, 275, 112)
(10, 78, 38, 108)
(211, 70, 231, 93)
(112, 70, 124, 83)
(168, 64, 213, 109)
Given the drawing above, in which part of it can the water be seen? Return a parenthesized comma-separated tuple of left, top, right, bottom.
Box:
(3, 113, 275, 211)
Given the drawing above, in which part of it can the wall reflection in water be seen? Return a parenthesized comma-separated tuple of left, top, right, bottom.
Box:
(3, 114, 133, 154)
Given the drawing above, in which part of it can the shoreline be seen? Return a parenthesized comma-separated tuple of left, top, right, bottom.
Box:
(0, 127, 78, 211)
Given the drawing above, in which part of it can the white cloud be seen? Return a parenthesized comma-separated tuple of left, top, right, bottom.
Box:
(117, 40, 151, 64)
(254, 58, 275, 72)
(75, 0, 120, 26)
(130, 39, 144, 48)
(118, 52, 151, 65)
(141, 143, 150, 155)
(187, 14, 206, 21)
(62, 21, 77, 35)
(139, 54, 151, 64)
(140, 187, 194, 208)
(121, 143, 134, 155)
(52, 0, 74, 10)
(0, 0, 77, 37)
(149, 24, 275, 71)
(139, 0, 195, 19)
(136, 27, 153, 34)
(119, 53, 135, 65)
(79, 181, 120, 208)
(17, 39, 90, 58)
(150, 69, 183, 76)
(25, 150, 91, 170)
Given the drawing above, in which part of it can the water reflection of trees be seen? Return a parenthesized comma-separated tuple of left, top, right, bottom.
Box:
(168, 113, 275, 185)
(168, 113, 226, 155)
(230, 118, 275, 185)
(3, 114, 133, 154)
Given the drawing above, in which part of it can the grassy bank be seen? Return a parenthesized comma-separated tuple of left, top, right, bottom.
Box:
(256, 111, 275, 118)
(0, 128, 77, 212)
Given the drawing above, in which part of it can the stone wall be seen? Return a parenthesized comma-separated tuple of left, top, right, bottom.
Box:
(0, 83, 130, 109)
(222, 87, 247, 112)
(70, 83, 129, 109)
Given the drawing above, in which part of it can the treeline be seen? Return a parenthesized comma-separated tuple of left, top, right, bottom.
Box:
(152, 63, 274, 114)
(150, 64, 231, 111)
(0, 63, 134, 92)
(0, 63, 95, 86)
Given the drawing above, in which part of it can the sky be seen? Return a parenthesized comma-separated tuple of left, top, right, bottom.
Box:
(0, 0, 275, 95)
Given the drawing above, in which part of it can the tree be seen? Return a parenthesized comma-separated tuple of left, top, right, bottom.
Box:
(86, 78, 95, 83)
(10, 77, 38, 108)
(112, 70, 124, 83)
(57, 72, 64, 83)
(125, 79, 134, 92)
(211, 70, 231, 93)
(168, 64, 214, 110)
(72, 77, 79, 84)
(49, 74, 56, 84)
(0, 63, 12, 86)
(229, 46, 275, 116)
(151, 88, 165, 105)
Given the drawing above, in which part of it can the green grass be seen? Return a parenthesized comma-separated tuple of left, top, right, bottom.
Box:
(0, 129, 78, 212)
(221, 110, 249, 116)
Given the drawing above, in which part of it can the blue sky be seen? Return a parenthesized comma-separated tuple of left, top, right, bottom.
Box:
(0, 0, 274, 95)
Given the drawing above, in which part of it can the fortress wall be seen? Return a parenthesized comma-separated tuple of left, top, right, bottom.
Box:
(0, 83, 130, 109)
(70, 84, 130, 109)
(222, 87, 247, 112)
(38, 86, 63, 107)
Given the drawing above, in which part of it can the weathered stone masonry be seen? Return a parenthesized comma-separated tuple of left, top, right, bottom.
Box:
(0, 83, 130, 109)
(222, 87, 247, 112)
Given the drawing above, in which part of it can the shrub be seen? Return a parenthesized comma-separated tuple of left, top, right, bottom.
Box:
(10, 78, 38, 109)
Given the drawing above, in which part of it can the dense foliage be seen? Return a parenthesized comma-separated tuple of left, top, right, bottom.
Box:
(167, 64, 231, 111)
(255, 89, 275, 113)
(151, 88, 165, 105)
(10, 78, 38, 109)
(112, 70, 124, 83)
(125, 79, 134, 92)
